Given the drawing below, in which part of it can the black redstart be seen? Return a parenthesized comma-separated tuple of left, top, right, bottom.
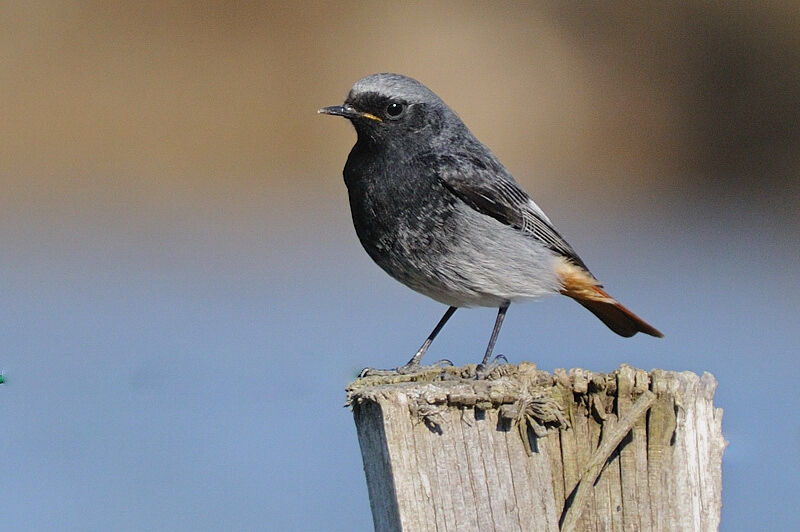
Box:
(319, 73, 662, 375)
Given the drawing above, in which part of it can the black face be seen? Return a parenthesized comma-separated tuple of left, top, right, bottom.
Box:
(345, 91, 440, 140)
(348, 91, 409, 121)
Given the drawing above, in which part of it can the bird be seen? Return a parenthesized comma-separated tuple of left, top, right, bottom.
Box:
(319, 73, 662, 376)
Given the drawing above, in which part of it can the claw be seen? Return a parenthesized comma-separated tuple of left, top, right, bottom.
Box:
(475, 354, 509, 379)
(359, 366, 396, 378)
(359, 359, 453, 378)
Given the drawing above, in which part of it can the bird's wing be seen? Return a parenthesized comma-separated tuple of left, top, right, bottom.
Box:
(432, 151, 590, 272)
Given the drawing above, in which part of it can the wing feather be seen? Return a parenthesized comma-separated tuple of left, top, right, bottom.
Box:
(432, 150, 590, 271)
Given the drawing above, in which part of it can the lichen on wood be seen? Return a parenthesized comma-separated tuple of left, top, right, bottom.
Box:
(348, 362, 568, 449)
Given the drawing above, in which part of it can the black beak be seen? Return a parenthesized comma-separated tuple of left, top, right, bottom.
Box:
(318, 105, 357, 118)
(318, 105, 382, 122)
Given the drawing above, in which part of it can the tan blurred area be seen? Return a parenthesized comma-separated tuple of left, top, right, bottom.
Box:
(2, 1, 798, 232)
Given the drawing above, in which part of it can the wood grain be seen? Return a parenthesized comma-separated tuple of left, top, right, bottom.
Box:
(348, 364, 725, 531)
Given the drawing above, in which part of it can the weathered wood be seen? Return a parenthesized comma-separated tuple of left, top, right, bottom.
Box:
(560, 389, 656, 531)
(347, 363, 725, 532)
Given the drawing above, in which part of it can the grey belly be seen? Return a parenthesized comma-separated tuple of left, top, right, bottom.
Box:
(361, 203, 562, 308)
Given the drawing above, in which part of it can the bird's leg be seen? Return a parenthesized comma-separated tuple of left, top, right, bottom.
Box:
(476, 302, 510, 378)
(399, 306, 457, 370)
(360, 306, 457, 377)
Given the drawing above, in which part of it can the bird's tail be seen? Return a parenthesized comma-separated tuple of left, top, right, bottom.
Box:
(556, 259, 663, 338)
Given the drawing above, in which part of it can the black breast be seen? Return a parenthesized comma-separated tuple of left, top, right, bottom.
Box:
(342, 141, 457, 272)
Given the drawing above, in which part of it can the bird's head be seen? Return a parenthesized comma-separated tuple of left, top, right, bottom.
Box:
(318, 73, 461, 148)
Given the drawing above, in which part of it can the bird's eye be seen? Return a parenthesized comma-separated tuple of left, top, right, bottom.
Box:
(385, 102, 405, 118)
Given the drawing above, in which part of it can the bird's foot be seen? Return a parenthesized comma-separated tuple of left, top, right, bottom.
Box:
(359, 358, 453, 378)
(474, 354, 509, 380)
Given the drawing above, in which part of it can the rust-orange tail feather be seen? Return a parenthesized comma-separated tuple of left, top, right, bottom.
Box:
(556, 259, 663, 338)
(571, 290, 663, 337)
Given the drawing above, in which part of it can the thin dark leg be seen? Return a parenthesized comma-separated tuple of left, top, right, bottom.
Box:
(402, 306, 458, 368)
(480, 302, 510, 367)
(359, 306, 458, 377)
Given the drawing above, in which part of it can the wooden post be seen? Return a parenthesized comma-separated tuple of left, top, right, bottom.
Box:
(347, 363, 725, 532)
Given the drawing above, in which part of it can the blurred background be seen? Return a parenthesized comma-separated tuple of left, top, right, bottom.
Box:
(1, 1, 798, 530)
